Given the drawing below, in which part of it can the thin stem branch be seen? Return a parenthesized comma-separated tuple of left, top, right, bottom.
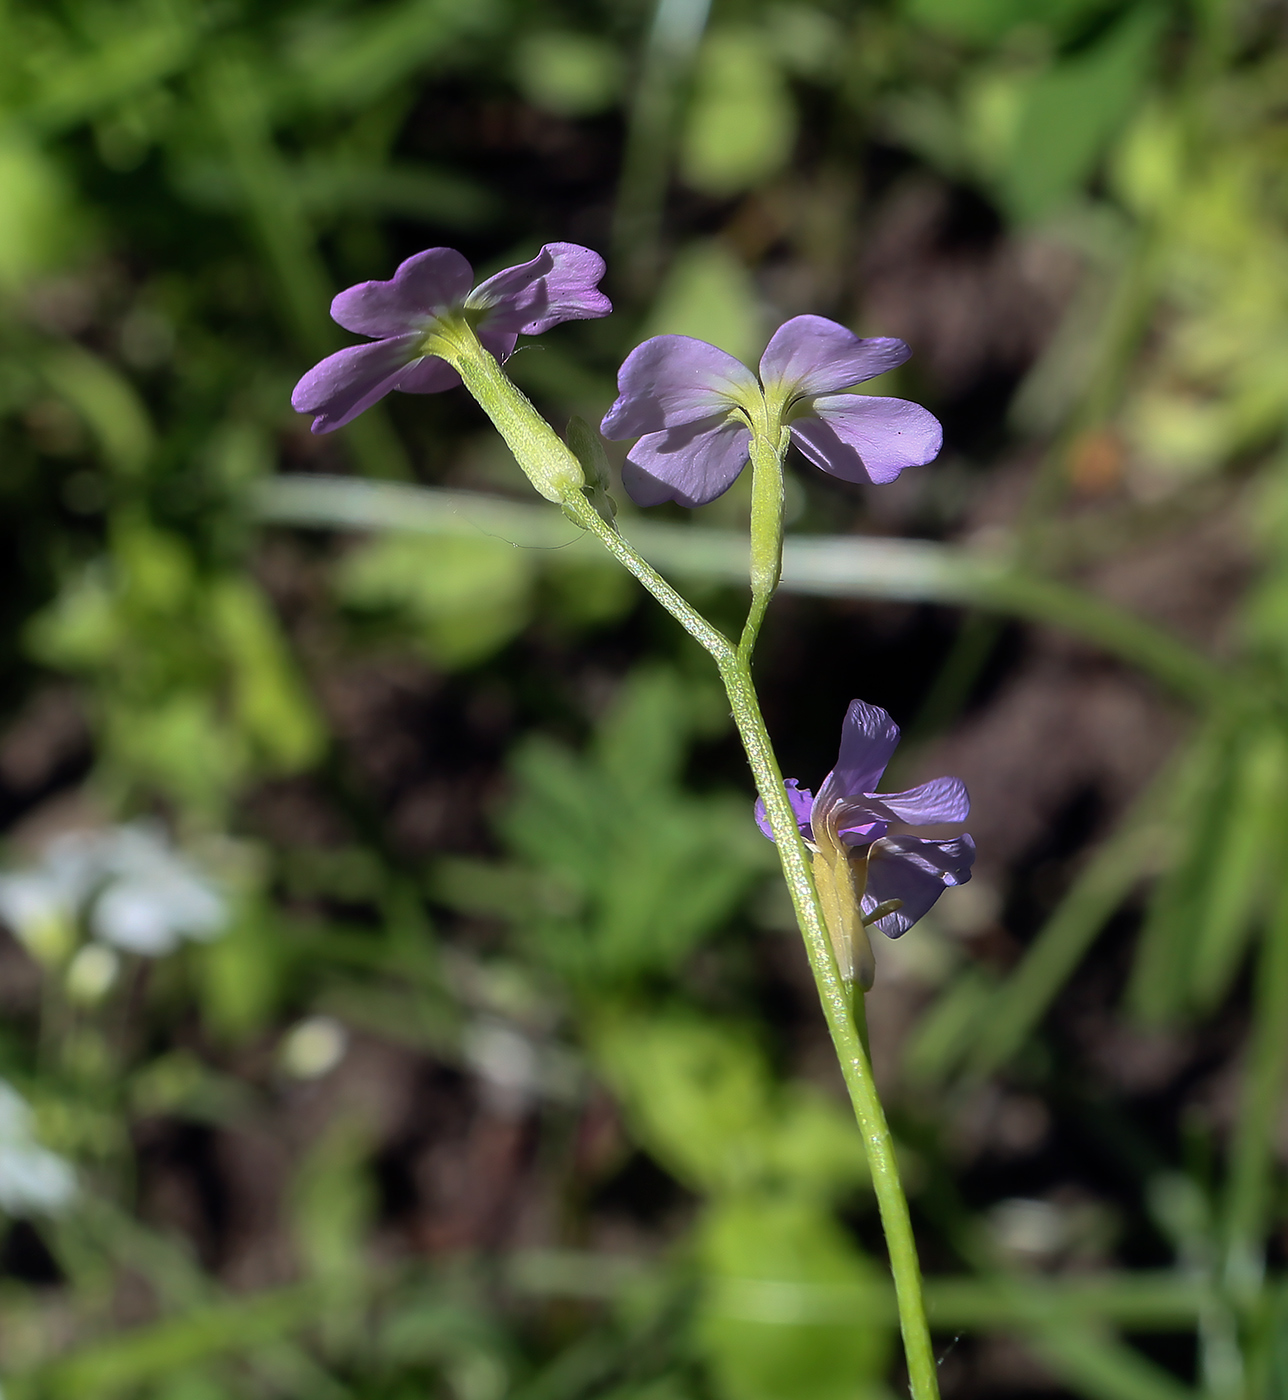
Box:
(561, 491, 734, 662)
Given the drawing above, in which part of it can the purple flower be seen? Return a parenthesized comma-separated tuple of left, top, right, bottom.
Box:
(755, 700, 973, 947)
(292, 243, 611, 434)
(600, 315, 942, 507)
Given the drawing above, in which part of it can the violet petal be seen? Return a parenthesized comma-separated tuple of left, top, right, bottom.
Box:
(862, 834, 976, 939)
(291, 333, 424, 433)
(791, 395, 943, 485)
(478, 325, 519, 364)
(621, 417, 752, 507)
(867, 775, 970, 826)
(330, 248, 474, 337)
(754, 779, 815, 843)
(394, 356, 462, 394)
(467, 243, 611, 335)
(830, 699, 901, 800)
(838, 817, 890, 846)
(601, 336, 759, 438)
(760, 315, 911, 398)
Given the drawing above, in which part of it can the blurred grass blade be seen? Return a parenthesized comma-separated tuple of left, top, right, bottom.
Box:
(10, 1285, 321, 1399)
(25, 5, 201, 133)
(510, 1251, 1209, 1329)
(966, 814, 1161, 1080)
(1129, 726, 1235, 1025)
(903, 965, 999, 1086)
(1027, 1323, 1198, 1400)
(1001, 4, 1163, 223)
(958, 749, 1199, 1079)
(254, 475, 1225, 702)
(613, 0, 712, 289)
(1187, 725, 1286, 1013)
(40, 345, 155, 476)
(1223, 840, 1288, 1302)
(200, 60, 409, 479)
(289, 0, 503, 109)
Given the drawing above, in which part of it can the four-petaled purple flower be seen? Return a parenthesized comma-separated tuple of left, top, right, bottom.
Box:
(756, 700, 973, 984)
(599, 316, 943, 508)
(292, 243, 611, 434)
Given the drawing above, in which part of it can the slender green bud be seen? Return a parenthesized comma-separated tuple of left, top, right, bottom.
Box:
(428, 320, 584, 503)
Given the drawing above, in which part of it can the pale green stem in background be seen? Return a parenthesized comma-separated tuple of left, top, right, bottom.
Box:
(612, 0, 712, 293)
(438, 323, 941, 1400)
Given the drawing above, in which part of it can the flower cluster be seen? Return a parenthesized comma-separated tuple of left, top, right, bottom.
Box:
(289, 245, 969, 973)
(756, 700, 974, 979)
(290, 246, 943, 515)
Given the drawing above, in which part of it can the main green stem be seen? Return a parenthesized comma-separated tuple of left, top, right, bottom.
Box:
(444, 328, 940, 1400)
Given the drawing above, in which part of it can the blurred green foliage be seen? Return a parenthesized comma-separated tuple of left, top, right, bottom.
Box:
(0, 0, 1287, 1397)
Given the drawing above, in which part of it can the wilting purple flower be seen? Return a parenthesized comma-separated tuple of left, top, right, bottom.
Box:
(755, 699, 973, 944)
(600, 316, 942, 507)
(292, 244, 611, 433)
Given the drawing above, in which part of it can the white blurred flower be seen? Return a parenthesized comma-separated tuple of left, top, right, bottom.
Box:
(0, 822, 227, 962)
(0, 835, 98, 964)
(988, 1197, 1066, 1263)
(0, 873, 74, 963)
(279, 1016, 349, 1080)
(0, 1082, 76, 1216)
(89, 824, 225, 955)
(464, 1018, 539, 1115)
(65, 943, 120, 1005)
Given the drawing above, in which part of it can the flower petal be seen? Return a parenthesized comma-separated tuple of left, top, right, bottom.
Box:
(866, 775, 969, 826)
(394, 356, 461, 394)
(621, 417, 752, 507)
(467, 242, 611, 334)
(835, 812, 890, 846)
(791, 395, 943, 485)
(862, 834, 975, 939)
(830, 699, 901, 800)
(478, 326, 519, 364)
(760, 315, 911, 398)
(330, 248, 474, 337)
(291, 334, 424, 433)
(754, 779, 815, 842)
(601, 336, 759, 438)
